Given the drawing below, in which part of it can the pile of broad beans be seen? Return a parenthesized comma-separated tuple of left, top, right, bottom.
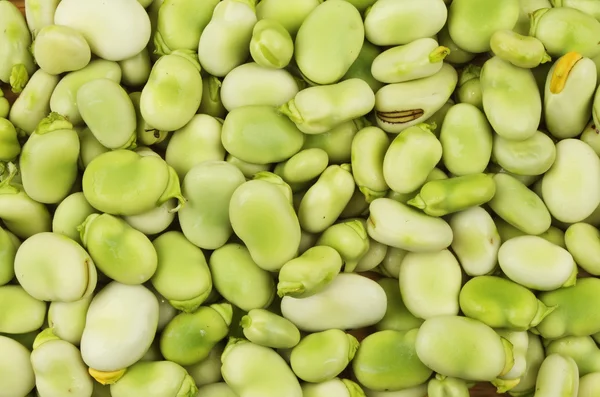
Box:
(2, 0, 600, 396)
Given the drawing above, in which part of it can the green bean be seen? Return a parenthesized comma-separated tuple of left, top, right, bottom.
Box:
(0, 285, 46, 334)
(480, 56, 542, 141)
(198, 75, 227, 119)
(222, 338, 302, 397)
(579, 373, 600, 397)
(33, 25, 91, 75)
(449, 206, 500, 276)
(81, 282, 158, 384)
(316, 219, 370, 272)
(349, 127, 388, 202)
(196, 382, 237, 397)
(83, 149, 185, 215)
(110, 360, 197, 397)
(354, 329, 432, 391)
(545, 52, 598, 139)
(0, 227, 19, 286)
(249, 19, 294, 69)
(151, 231, 212, 312)
(0, 163, 52, 239)
(140, 52, 203, 132)
(459, 276, 556, 330)
(277, 245, 342, 298)
(291, 329, 358, 383)
(8, 69, 59, 136)
(0, 1, 35, 92)
(277, 148, 329, 184)
(564, 223, 600, 275)
(355, 238, 388, 272)
(24, 0, 61, 37)
(490, 29, 551, 69)
(50, 192, 95, 245)
(179, 161, 245, 250)
(222, 105, 304, 164)
(367, 198, 453, 252)
(281, 273, 387, 331)
(47, 295, 92, 345)
(532, 354, 579, 397)
(185, 343, 224, 387)
(222, 63, 299, 111)
(455, 65, 483, 111)
(78, 78, 137, 149)
(497, 330, 529, 381)
(50, 59, 122, 125)
(427, 374, 470, 397)
(536, 278, 600, 339)
(119, 49, 152, 87)
(407, 173, 496, 217)
(371, 38, 450, 84)
(19, 113, 80, 204)
(30, 330, 94, 396)
(230, 179, 301, 271)
(508, 333, 545, 396)
(375, 64, 458, 133)
(209, 243, 275, 311)
(160, 303, 232, 366)
(399, 249, 462, 319)
(0, 118, 21, 162)
(448, 0, 519, 53)
(294, 0, 364, 85)
(488, 173, 552, 235)
(279, 78, 375, 135)
(14, 232, 97, 302)
(54, 0, 151, 62)
(165, 115, 225, 180)
(153, 0, 219, 55)
(530, 7, 600, 58)
(0, 335, 35, 397)
(542, 139, 600, 223)
(415, 316, 515, 384)
(498, 235, 577, 291)
(383, 123, 442, 194)
(302, 378, 366, 397)
(546, 336, 600, 376)
(241, 309, 301, 349)
(364, 0, 447, 46)
(80, 213, 157, 285)
(492, 129, 556, 176)
(298, 164, 355, 233)
(198, 0, 257, 77)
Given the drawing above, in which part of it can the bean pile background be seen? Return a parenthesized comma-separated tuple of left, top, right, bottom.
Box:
(2, 0, 600, 396)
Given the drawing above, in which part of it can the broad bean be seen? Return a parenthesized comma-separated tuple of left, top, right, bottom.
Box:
(353, 329, 432, 391)
(290, 329, 358, 383)
(375, 64, 458, 133)
(281, 273, 387, 332)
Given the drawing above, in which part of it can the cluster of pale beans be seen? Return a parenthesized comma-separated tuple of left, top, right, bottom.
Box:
(2, 0, 600, 396)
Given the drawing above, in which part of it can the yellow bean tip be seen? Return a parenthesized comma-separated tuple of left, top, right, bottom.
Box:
(549, 52, 583, 94)
(88, 368, 126, 385)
